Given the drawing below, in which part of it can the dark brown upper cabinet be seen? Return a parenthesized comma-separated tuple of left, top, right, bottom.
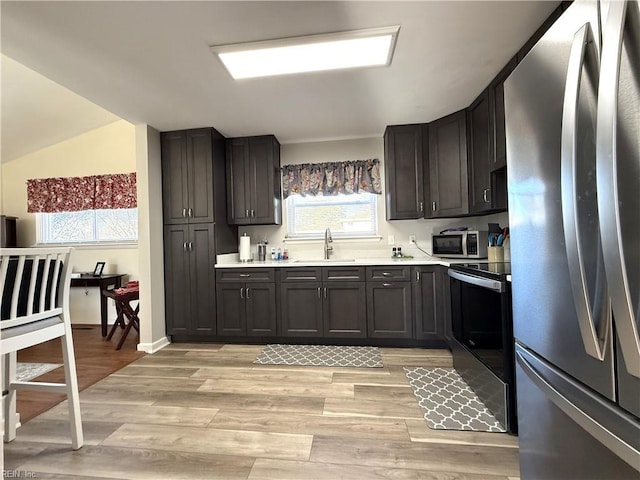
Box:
(384, 124, 425, 219)
(489, 58, 518, 171)
(226, 135, 282, 226)
(427, 110, 469, 218)
(162, 128, 218, 224)
(467, 88, 493, 214)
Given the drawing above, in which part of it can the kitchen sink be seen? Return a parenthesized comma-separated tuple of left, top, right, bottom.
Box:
(292, 258, 356, 263)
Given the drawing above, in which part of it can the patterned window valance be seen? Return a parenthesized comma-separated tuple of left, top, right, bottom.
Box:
(282, 159, 382, 199)
(27, 173, 137, 213)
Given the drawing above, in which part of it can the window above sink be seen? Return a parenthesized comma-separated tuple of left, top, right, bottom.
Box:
(286, 193, 378, 239)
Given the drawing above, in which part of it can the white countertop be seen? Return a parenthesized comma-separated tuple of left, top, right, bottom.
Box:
(215, 254, 462, 268)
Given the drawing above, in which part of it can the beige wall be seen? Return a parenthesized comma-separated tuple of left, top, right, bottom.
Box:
(241, 137, 509, 261)
(1, 119, 140, 325)
(135, 124, 168, 353)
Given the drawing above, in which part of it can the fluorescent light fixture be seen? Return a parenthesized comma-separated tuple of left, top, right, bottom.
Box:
(211, 26, 400, 79)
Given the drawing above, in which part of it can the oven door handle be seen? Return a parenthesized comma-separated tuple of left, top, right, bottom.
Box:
(448, 269, 505, 293)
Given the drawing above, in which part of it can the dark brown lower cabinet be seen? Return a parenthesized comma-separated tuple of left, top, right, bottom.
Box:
(278, 267, 366, 338)
(279, 283, 367, 337)
(216, 282, 245, 335)
(323, 282, 367, 338)
(215, 269, 276, 337)
(164, 224, 216, 336)
(279, 283, 323, 336)
(439, 267, 453, 344)
(366, 281, 412, 339)
(412, 266, 444, 341)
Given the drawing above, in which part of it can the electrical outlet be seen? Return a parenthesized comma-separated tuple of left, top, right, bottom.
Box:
(388, 235, 395, 245)
(409, 235, 416, 244)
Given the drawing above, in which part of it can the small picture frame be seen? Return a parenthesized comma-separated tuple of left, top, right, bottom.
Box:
(93, 262, 105, 277)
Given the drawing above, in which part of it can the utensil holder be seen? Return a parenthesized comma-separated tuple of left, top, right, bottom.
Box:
(488, 246, 504, 263)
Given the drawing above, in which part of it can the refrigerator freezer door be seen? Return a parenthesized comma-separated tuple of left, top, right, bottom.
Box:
(506, 0, 615, 399)
(516, 344, 640, 479)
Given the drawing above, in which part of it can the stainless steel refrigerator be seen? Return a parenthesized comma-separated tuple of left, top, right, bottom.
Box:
(505, 0, 640, 478)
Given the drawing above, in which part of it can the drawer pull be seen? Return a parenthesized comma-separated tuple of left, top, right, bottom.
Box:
(239, 273, 250, 278)
(382, 283, 392, 287)
(382, 272, 392, 277)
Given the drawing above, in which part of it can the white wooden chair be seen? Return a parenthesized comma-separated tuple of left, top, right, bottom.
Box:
(1, 247, 83, 454)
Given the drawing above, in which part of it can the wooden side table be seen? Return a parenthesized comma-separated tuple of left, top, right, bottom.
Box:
(71, 274, 126, 336)
(102, 288, 139, 350)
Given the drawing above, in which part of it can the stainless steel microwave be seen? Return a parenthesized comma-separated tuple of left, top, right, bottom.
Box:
(432, 230, 488, 258)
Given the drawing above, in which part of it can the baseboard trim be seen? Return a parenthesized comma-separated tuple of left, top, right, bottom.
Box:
(137, 336, 170, 354)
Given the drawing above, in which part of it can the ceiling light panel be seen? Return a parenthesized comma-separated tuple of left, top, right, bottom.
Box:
(211, 26, 400, 79)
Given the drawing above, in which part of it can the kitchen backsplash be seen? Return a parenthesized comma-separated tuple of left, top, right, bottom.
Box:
(238, 211, 510, 261)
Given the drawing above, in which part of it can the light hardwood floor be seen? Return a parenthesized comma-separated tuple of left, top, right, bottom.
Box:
(4, 344, 520, 479)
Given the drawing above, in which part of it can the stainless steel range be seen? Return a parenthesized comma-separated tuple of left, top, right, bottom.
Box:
(448, 262, 516, 433)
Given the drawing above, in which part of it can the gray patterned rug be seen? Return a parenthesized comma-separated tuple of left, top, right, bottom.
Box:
(254, 344, 383, 368)
(16, 363, 62, 382)
(404, 367, 506, 432)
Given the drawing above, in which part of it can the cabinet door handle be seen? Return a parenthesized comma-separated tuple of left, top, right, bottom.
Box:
(483, 189, 491, 203)
(382, 283, 392, 287)
(189, 208, 194, 218)
(419, 201, 424, 212)
(432, 201, 437, 211)
(246, 287, 250, 299)
(324, 287, 327, 299)
(240, 287, 244, 299)
(239, 273, 250, 278)
(189, 242, 193, 251)
(182, 208, 187, 218)
(317, 287, 321, 299)
(183, 242, 188, 252)
(251, 209, 255, 218)
(245, 209, 249, 217)
(416, 271, 420, 281)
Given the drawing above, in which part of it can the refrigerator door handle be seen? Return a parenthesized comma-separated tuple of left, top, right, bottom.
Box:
(561, 23, 609, 362)
(517, 346, 640, 472)
(596, 0, 640, 379)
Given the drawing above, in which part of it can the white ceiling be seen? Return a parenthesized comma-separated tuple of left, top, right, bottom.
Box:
(1, 1, 559, 163)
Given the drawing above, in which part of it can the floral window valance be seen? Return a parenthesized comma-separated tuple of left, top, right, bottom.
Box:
(282, 159, 382, 199)
(27, 173, 137, 213)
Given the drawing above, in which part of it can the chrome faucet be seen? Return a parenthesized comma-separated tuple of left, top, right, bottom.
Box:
(324, 227, 333, 260)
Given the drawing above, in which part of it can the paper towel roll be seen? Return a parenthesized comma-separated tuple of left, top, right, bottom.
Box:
(239, 234, 251, 262)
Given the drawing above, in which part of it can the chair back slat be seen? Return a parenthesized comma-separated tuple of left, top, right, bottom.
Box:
(48, 254, 62, 311)
(38, 255, 53, 313)
(0, 254, 9, 308)
(26, 254, 43, 316)
(9, 256, 26, 319)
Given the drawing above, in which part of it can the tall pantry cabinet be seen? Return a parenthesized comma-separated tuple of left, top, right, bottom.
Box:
(161, 128, 237, 338)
